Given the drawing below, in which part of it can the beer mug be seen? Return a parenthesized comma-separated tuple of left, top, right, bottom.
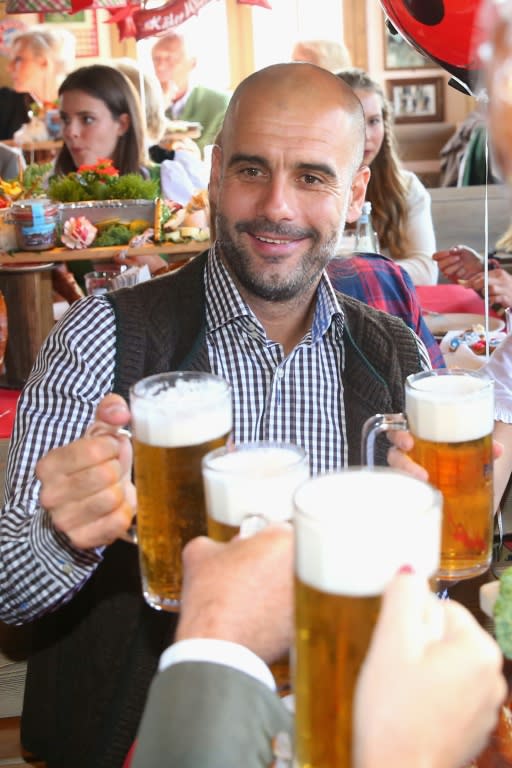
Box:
(202, 440, 309, 695)
(130, 371, 232, 611)
(362, 369, 495, 580)
(201, 440, 309, 542)
(293, 468, 441, 768)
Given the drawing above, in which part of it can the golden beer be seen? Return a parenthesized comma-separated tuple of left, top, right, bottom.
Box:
(202, 442, 309, 542)
(295, 580, 380, 768)
(131, 372, 232, 611)
(293, 469, 441, 768)
(406, 371, 494, 579)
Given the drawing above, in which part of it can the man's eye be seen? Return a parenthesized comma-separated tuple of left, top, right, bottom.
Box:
(83, 116, 94, 125)
(240, 167, 261, 177)
(301, 174, 321, 185)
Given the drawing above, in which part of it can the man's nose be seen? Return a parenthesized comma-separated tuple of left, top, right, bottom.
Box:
(256, 176, 295, 221)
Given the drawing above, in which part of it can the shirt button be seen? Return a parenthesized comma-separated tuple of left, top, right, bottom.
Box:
(276, 368, 285, 379)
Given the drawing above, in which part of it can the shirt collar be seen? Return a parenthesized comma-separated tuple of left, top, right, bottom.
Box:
(170, 87, 191, 117)
(205, 245, 345, 343)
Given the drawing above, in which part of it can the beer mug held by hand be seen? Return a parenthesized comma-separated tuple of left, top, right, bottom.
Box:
(130, 371, 232, 612)
(293, 468, 441, 768)
(362, 369, 495, 581)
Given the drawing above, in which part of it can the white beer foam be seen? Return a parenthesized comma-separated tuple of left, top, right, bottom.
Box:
(132, 379, 232, 447)
(203, 446, 309, 526)
(294, 470, 441, 595)
(406, 374, 494, 443)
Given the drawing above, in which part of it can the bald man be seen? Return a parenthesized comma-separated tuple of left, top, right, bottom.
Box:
(151, 30, 230, 154)
(3, 63, 430, 768)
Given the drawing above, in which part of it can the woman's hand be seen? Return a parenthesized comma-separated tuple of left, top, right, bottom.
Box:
(433, 245, 483, 282)
(466, 268, 512, 309)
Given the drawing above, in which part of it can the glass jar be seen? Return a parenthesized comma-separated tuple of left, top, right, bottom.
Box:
(11, 198, 59, 251)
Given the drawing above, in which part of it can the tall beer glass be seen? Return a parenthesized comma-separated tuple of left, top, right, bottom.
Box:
(130, 371, 232, 611)
(362, 369, 494, 580)
(294, 468, 441, 768)
(202, 441, 309, 542)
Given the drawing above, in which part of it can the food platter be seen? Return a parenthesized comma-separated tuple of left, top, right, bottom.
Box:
(424, 312, 505, 339)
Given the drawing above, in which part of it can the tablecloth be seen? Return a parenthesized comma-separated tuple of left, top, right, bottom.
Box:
(416, 283, 500, 317)
(0, 388, 20, 439)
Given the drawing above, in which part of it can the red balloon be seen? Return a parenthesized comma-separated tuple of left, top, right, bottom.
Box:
(379, 0, 487, 94)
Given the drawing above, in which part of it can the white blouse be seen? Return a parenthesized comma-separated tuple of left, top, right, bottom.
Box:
(481, 333, 512, 423)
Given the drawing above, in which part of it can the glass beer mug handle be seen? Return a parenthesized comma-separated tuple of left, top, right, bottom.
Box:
(239, 513, 270, 539)
(85, 422, 137, 544)
(361, 413, 408, 467)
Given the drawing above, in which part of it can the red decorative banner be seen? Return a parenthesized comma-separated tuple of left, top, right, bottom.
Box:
(105, 0, 272, 41)
(132, 0, 216, 40)
(237, 0, 271, 7)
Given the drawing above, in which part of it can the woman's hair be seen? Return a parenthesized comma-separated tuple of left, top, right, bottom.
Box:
(115, 57, 167, 144)
(292, 39, 351, 72)
(336, 67, 409, 261)
(11, 26, 76, 82)
(55, 64, 146, 175)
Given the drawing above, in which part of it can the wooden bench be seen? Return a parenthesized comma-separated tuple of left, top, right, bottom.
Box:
(429, 184, 511, 255)
(395, 122, 456, 187)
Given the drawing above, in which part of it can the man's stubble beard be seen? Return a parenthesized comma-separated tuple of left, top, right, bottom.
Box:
(215, 213, 342, 303)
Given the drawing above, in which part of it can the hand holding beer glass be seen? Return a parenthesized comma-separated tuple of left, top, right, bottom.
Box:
(293, 468, 441, 768)
(362, 369, 495, 580)
(130, 371, 232, 611)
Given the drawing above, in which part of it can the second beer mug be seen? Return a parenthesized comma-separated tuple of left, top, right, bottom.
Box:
(293, 468, 441, 768)
(362, 369, 495, 580)
(202, 441, 309, 541)
(130, 371, 232, 611)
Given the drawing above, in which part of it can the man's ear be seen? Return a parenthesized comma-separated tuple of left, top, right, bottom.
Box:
(208, 144, 222, 209)
(345, 165, 371, 224)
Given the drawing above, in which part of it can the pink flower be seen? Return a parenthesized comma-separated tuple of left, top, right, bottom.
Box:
(61, 216, 98, 249)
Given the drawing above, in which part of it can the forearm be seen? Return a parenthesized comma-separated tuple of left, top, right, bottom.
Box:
(0, 297, 116, 622)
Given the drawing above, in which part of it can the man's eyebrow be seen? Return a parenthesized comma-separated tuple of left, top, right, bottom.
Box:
(227, 153, 268, 168)
(297, 162, 337, 179)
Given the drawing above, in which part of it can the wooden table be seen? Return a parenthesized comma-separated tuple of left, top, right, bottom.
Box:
(0, 242, 209, 387)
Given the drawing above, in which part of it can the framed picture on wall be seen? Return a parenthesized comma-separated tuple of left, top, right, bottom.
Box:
(39, 9, 99, 58)
(384, 25, 432, 69)
(386, 77, 444, 123)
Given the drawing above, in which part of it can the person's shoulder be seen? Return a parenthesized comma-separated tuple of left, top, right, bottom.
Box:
(192, 84, 231, 107)
(401, 168, 430, 203)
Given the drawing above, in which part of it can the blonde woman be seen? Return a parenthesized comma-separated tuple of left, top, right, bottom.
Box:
(337, 68, 438, 285)
(9, 26, 76, 110)
(291, 39, 352, 72)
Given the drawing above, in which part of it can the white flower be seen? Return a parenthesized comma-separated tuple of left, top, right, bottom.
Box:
(61, 216, 97, 249)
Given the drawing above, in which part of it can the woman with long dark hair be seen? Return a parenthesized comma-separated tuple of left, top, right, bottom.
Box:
(337, 68, 437, 285)
(55, 64, 146, 176)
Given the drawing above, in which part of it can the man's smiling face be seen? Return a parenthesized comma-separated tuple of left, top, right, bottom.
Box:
(209, 65, 368, 304)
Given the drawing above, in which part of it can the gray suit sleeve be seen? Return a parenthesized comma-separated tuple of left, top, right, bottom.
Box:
(131, 661, 293, 768)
